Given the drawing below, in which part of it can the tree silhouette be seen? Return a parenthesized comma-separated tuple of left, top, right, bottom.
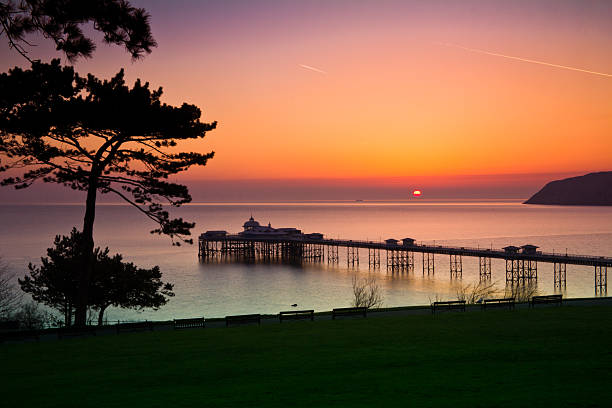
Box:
(91, 251, 174, 326)
(0, 60, 215, 325)
(20, 230, 81, 325)
(0, 0, 156, 61)
(20, 228, 174, 326)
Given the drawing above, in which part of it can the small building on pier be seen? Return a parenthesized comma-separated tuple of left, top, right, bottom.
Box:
(402, 238, 416, 246)
(503, 245, 520, 254)
(385, 238, 399, 245)
(200, 230, 227, 238)
(276, 228, 302, 236)
(521, 244, 539, 255)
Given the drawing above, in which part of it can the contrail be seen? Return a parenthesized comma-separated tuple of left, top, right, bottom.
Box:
(438, 42, 612, 78)
(299, 64, 327, 74)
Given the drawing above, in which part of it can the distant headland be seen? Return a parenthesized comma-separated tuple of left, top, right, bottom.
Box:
(524, 172, 612, 206)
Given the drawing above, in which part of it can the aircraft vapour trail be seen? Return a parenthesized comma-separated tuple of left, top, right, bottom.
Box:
(299, 64, 327, 74)
(438, 42, 612, 78)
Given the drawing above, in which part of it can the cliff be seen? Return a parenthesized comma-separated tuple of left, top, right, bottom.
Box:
(524, 172, 612, 206)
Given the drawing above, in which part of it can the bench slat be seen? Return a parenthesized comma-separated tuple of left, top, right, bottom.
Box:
(431, 300, 466, 313)
(279, 310, 314, 322)
(482, 297, 515, 310)
(530, 294, 562, 307)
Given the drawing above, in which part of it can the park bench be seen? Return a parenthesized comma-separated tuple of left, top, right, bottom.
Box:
(332, 307, 367, 319)
(174, 317, 205, 330)
(116, 321, 154, 334)
(530, 294, 562, 308)
(431, 300, 466, 314)
(225, 314, 261, 327)
(279, 310, 314, 322)
(481, 297, 515, 311)
(58, 326, 97, 339)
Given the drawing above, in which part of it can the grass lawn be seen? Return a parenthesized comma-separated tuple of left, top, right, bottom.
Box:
(3, 305, 612, 407)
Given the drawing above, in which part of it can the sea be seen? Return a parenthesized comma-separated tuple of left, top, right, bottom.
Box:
(1, 200, 611, 322)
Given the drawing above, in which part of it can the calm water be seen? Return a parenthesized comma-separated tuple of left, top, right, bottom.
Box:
(1, 201, 611, 321)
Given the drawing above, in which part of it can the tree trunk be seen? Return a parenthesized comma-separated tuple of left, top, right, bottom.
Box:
(97, 305, 108, 326)
(75, 174, 99, 327)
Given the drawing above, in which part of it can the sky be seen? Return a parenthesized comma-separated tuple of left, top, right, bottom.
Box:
(1, 0, 611, 201)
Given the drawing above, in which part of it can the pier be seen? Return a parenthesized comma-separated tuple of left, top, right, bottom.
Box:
(199, 218, 612, 294)
(199, 235, 611, 293)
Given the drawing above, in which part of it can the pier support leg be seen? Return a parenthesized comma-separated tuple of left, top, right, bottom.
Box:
(505, 259, 537, 283)
(303, 243, 323, 262)
(199, 239, 223, 260)
(368, 248, 380, 269)
(553, 263, 566, 290)
(450, 254, 462, 279)
(386, 250, 397, 271)
(303, 243, 311, 260)
(505, 259, 519, 283)
(479, 257, 491, 280)
(423, 253, 434, 275)
(327, 245, 338, 263)
(247, 241, 256, 261)
(525, 260, 537, 282)
(387, 250, 413, 272)
(348, 246, 359, 267)
(407, 251, 414, 272)
(265, 241, 274, 262)
(595, 265, 607, 295)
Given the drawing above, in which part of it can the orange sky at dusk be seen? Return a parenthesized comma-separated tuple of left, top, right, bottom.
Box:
(1, 0, 610, 197)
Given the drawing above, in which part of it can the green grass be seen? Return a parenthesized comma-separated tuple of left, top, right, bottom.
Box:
(3, 305, 612, 407)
